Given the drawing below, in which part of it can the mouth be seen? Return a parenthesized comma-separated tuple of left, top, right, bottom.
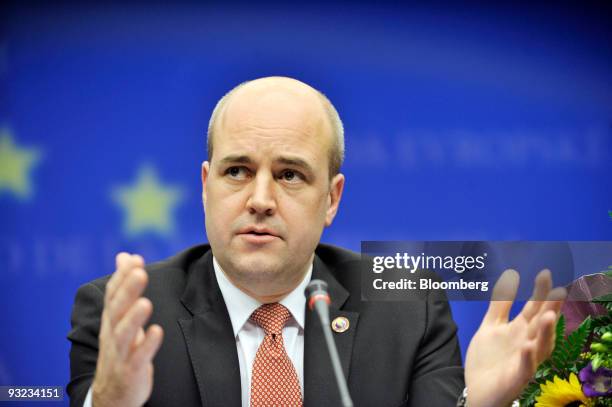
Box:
(237, 227, 281, 244)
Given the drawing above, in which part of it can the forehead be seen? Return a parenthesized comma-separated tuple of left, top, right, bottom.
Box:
(214, 82, 333, 160)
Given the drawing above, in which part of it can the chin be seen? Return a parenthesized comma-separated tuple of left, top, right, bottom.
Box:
(233, 254, 284, 281)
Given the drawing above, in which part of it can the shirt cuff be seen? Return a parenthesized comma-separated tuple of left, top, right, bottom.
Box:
(83, 386, 93, 407)
(456, 388, 520, 407)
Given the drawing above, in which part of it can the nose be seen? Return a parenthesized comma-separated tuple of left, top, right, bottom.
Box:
(246, 172, 277, 216)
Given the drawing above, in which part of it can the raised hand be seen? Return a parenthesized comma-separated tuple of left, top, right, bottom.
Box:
(465, 269, 566, 407)
(91, 253, 164, 407)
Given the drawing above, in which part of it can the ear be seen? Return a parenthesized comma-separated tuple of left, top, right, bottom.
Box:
(325, 173, 345, 227)
(201, 161, 210, 207)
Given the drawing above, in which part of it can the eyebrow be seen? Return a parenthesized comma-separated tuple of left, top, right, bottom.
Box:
(218, 155, 253, 165)
(217, 154, 315, 174)
(276, 157, 315, 175)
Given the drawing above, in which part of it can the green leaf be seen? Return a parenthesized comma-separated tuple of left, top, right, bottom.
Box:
(556, 314, 566, 343)
(567, 317, 592, 356)
(592, 293, 612, 303)
(592, 354, 602, 370)
(519, 381, 542, 407)
(592, 314, 612, 332)
(547, 316, 591, 372)
(534, 367, 551, 379)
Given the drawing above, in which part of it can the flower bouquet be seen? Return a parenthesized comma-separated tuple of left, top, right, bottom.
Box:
(520, 266, 612, 406)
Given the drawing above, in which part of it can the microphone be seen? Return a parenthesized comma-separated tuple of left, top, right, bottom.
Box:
(305, 279, 354, 407)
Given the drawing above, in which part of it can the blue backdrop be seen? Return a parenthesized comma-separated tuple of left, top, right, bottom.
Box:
(1, 1, 611, 401)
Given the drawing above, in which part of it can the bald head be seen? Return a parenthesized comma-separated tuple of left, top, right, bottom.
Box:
(207, 77, 344, 178)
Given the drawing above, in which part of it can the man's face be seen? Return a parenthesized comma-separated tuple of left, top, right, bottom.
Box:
(201, 80, 344, 298)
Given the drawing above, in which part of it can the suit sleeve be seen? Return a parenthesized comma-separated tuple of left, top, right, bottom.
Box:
(66, 282, 105, 407)
(407, 296, 465, 406)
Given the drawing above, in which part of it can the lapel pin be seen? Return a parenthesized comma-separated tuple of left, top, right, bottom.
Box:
(331, 316, 350, 333)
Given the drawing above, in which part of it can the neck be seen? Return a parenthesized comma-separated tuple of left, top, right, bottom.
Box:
(216, 255, 313, 304)
(237, 284, 294, 304)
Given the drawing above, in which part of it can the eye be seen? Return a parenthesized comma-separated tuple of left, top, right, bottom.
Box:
(279, 169, 304, 183)
(225, 166, 250, 180)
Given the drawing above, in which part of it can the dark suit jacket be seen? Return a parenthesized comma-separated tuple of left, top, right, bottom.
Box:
(67, 244, 464, 406)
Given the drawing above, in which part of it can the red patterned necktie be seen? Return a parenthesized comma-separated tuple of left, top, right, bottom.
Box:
(249, 303, 303, 407)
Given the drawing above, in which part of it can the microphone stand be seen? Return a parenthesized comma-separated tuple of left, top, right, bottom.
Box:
(305, 280, 354, 407)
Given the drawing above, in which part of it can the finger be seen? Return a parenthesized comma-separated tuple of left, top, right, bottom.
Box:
(104, 252, 133, 307)
(542, 287, 567, 312)
(130, 327, 146, 352)
(106, 252, 144, 307)
(129, 324, 164, 369)
(521, 269, 552, 321)
(107, 267, 148, 326)
(520, 341, 537, 381)
(548, 286, 567, 300)
(526, 287, 566, 339)
(534, 310, 558, 362)
(101, 252, 134, 338)
(114, 297, 153, 360)
(130, 254, 145, 268)
(484, 269, 519, 324)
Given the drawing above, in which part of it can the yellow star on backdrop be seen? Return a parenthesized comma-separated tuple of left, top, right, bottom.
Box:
(112, 165, 184, 237)
(0, 128, 42, 200)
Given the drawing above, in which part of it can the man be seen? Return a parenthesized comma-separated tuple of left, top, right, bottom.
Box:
(67, 76, 566, 407)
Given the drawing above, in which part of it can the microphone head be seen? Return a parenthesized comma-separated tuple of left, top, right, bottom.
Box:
(305, 279, 328, 297)
(305, 279, 331, 310)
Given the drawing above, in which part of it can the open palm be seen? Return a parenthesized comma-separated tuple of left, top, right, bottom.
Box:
(465, 269, 566, 407)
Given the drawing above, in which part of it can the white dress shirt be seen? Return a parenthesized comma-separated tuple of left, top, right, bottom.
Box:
(83, 257, 312, 407)
(214, 257, 312, 406)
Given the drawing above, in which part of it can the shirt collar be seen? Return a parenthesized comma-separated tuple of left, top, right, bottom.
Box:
(213, 256, 312, 338)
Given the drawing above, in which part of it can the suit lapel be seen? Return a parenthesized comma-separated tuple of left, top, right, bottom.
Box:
(178, 251, 242, 407)
(304, 254, 360, 406)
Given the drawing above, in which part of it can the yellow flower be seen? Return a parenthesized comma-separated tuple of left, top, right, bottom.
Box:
(535, 373, 592, 407)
